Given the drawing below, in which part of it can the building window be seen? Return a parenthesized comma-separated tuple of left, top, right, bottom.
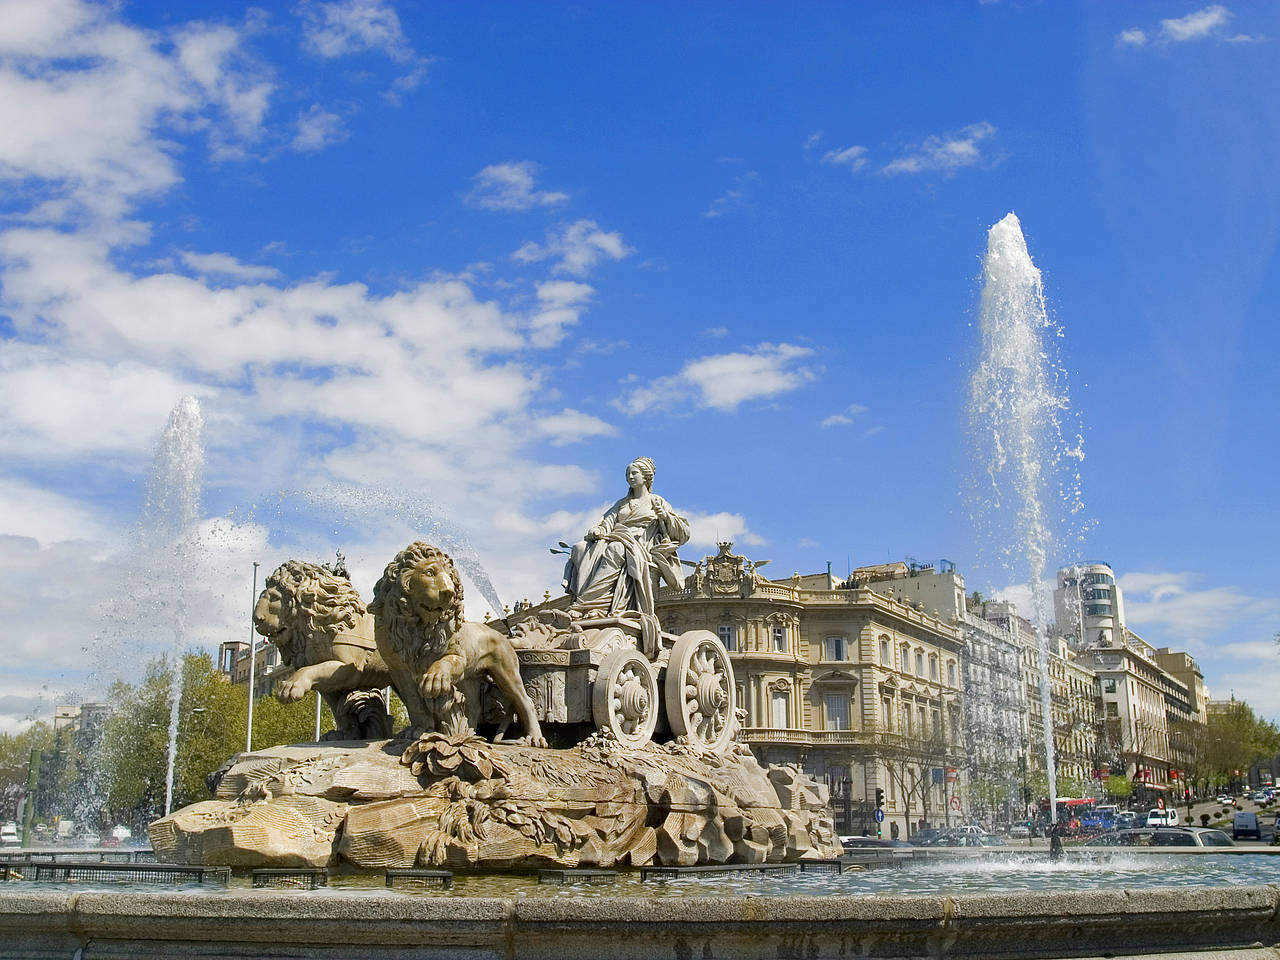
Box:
(917, 705, 926, 736)
(882, 697, 894, 731)
(718, 624, 735, 652)
(932, 709, 941, 736)
(1103, 679, 1116, 694)
(771, 688, 790, 728)
(900, 643, 909, 670)
(825, 693, 849, 731)
(947, 661, 956, 686)
(901, 703, 911, 734)
(915, 650, 924, 676)
(773, 626, 786, 652)
(880, 638, 890, 664)
(929, 655, 938, 681)
(824, 636, 846, 661)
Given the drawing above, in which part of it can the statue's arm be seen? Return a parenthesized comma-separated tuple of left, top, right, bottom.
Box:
(654, 496, 691, 546)
(587, 500, 622, 540)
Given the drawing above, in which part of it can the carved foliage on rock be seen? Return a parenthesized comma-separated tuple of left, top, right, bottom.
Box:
(401, 732, 512, 783)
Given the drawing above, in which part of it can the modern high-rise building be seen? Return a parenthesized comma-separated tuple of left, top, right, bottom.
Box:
(1054, 562, 1125, 650)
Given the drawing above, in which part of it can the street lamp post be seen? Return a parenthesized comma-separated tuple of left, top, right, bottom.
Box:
(246, 561, 259, 753)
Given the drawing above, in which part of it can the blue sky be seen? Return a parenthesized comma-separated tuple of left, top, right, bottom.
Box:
(0, 0, 1277, 730)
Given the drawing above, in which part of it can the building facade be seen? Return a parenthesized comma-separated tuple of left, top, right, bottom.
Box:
(655, 545, 966, 838)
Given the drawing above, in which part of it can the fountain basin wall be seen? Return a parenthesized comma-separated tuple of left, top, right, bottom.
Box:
(3, 885, 1280, 959)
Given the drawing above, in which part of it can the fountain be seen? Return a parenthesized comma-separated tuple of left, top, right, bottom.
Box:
(966, 212, 1087, 822)
(142, 397, 206, 818)
(5, 224, 1277, 960)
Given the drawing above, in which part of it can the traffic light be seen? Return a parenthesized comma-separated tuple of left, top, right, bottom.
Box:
(874, 788, 885, 808)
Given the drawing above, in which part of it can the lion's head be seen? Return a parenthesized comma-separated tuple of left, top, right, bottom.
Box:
(254, 560, 366, 668)
(370, 542, 465, 660)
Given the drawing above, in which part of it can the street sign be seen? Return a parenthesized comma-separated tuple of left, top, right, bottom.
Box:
(950, 795, 961, 811)
(1157, 796, 1166, 810)
(873, 809, 885, 823)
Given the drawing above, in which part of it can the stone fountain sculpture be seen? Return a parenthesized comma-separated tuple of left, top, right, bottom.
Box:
(150, 458, 839, 870)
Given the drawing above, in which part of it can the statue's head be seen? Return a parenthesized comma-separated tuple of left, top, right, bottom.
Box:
(253, 560, 365, 665)
(627, 457, 655, 491)
(371, 542, 465, 633)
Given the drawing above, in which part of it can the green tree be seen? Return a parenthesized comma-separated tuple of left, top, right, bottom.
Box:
(1105, 775, 1132, 801)
(0, 721, 54, 821)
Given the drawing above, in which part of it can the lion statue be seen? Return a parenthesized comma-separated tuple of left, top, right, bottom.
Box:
(253, 560, 394, 741)
(369, 541, 545, 746)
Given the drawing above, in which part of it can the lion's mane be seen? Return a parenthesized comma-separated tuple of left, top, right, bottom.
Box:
(369, 541, 465, 660)
(263, 560, 366, 668)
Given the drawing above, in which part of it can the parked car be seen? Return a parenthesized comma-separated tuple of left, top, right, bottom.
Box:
(1114, 811, 1139, 830)
(1087, 827, 1234, 848)
(1145, 808, 1180, 827)
(1216, 795, 1233, 805)
(0, 822, 19, 847)
(1007, 824, 1031, 840)
(1232, 811, 1261, 841)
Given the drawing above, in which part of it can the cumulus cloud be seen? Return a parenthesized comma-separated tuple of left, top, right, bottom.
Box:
(883, 122, 998, 176)
(1117, 5, 1263, 47)
(821, 145, 869, 172)
(179, 250, 281, 281)
(466, 161, 568, 212)
(296, 0, 429, 99)
(1118, 571, 1277, 641)
(530, 409, 617, 446)
(704, 170, 760, 218)
(297, 0, 413, 61)
(292, 105, 347, 152)
(0, 0, 274, 222)
(821, 403, 869, 428)
(617, 343, 816, 415)
(684, 510, 766, 549)
(513, 220, 631, 277)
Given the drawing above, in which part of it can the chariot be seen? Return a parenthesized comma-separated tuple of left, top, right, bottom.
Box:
(504, 612, 738, 754)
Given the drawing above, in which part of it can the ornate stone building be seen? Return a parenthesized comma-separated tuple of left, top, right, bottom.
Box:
(655, 544, 965, 838)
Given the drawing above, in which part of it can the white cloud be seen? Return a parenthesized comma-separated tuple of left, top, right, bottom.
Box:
(0, 480, 113, 544)
(703, 327, 728, 338)
(513, 220, 631, 277)
(617, 343, 816, 415)
(704, 170, 760, 218)
(530, 409, 617, 446)
(296, 0, 429, 100)
(466, 161, 568, 212)
(1118, 571, 1277, 641)
(1118, 5, 1262, 47)
(0, 0, 273, 222)
(528, 279, 594, 347)
(821, 403, 869, 428)
(179, 250, 281, 281)
(821, 145, 869, 172)
(297, 0, 412, 61)
(684, 511, 765, 549)
(1160, 5, 1232, 42)
(883, 122, 998, 176)
(292, 105, 348, 152)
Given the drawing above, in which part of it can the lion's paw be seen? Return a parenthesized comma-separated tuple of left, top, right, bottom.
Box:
(419, 659, 461, 699)
(277, 679, 308, 702)
(515, 733, 549, 749)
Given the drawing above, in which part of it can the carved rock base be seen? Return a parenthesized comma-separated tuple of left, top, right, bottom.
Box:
(149, 735, 840, 870)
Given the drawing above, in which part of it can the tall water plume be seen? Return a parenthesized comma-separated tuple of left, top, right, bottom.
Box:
(966, 213, 1085, 822)
(145, 397, 205, 817)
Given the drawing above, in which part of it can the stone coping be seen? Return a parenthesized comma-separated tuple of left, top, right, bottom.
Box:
(2, 884, 1280, 959)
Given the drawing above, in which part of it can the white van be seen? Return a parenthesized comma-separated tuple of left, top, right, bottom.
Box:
(0, 822, 19, 846)
(1146, 807, 1180, 827)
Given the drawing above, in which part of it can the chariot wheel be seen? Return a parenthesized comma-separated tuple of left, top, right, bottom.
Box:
(592, 648, 659, 749)
(664, 630, 736, 752)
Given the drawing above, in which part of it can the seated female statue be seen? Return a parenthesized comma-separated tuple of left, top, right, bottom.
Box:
(562, 457, 690, 621)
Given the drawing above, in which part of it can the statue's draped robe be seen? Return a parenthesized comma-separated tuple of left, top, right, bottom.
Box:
(563, 495, 690, 618)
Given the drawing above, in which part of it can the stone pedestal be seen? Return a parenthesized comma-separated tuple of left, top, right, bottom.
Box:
(149, 733, 840, 870)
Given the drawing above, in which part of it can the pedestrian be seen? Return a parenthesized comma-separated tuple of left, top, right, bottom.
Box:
(1048, 823, 1063, 862)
